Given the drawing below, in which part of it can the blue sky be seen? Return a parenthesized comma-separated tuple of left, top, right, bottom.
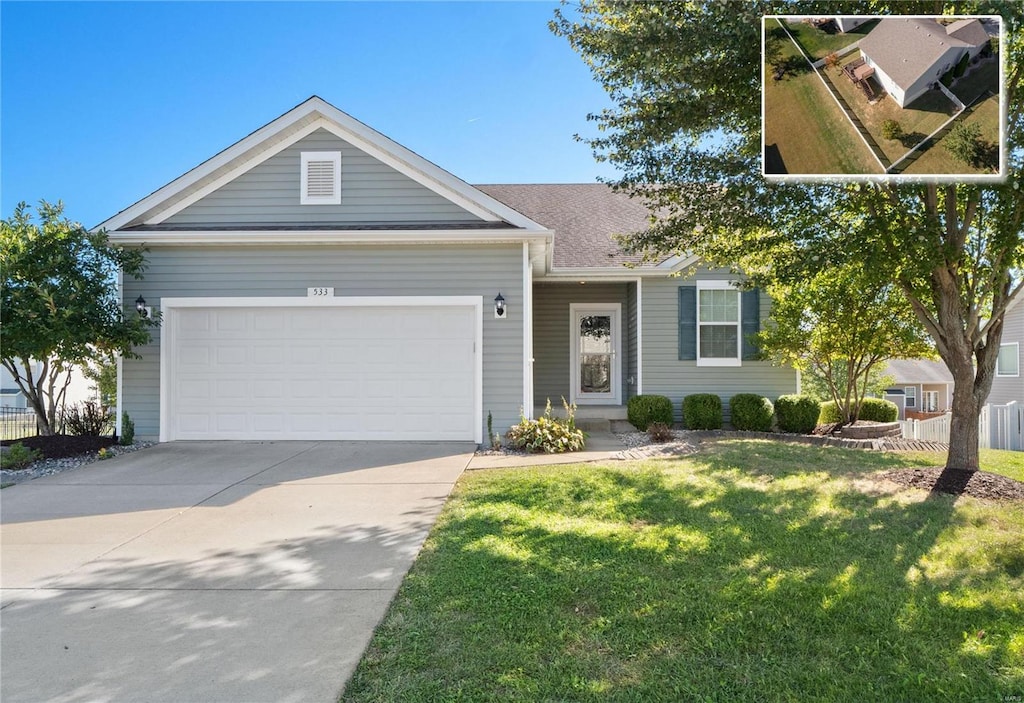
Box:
(1, 1, 617, 228)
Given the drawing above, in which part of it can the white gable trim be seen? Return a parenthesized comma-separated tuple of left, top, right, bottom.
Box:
(108, 228, 554, 247)
(99, 97, 549, 233)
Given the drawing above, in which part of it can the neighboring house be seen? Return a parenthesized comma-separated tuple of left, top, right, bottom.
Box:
(882, 359, 954, 420)
(989, 295, 1023, 406)
(99, 96, 797, 443)
(1, 363, 94, 410)
(857, 17, 990, 107)
(834, 17, 869, 33)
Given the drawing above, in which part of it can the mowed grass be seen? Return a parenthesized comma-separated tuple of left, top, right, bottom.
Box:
(830, 54, 960, 164)
(764, 21, 879, 175)
(903, 91, 1001, 176)
(341, 441, 1024, 702)
(783, 18, 879, 61)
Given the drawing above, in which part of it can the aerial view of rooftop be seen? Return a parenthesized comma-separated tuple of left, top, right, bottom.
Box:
(764, 15, 1002, 178)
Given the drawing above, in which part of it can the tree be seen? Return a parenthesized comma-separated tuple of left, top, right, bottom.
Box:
(757, 264, 932, 424)
(881, 119, 903, 141)
(83, 354, 118, 414)
(944, 121, 983, 166)
(552, 0, 1023, 472)
(1, 201, 156, 434)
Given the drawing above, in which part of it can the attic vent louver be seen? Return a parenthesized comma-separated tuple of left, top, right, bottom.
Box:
(300, 151, 341, 205)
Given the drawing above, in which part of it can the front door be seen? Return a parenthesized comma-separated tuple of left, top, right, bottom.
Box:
(570, 304, 621, 405)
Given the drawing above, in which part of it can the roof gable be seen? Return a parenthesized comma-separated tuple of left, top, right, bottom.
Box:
(99, 96, 546, 233)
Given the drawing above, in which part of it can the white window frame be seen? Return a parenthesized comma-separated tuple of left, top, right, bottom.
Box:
(997, 342, 1020, 377)
(922, 390, 939, 412)
(696, 281, 741, 367)
(300, 151, 341, 205)
(904, 386, 917, 408)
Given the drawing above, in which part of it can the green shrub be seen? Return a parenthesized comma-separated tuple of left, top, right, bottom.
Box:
(120, 412, 135, 446)
(729, 394, 774, 432)
(860, 397, 899, 422)
(682, 394, 723, 430)
(881, 119, 903, 141)
(2, 442, 41, 469)
(818, 398, 898, 424)
(819, 401, 842, 425)
(647, 422, 674, 443)
(627, 394, 674, 431)
(506, 399, 585, 454)
(775, 395, 821, 434)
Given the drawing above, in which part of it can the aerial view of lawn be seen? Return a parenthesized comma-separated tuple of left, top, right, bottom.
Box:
(782, 18, 879, 61)
(903, 91, 1001, 176)
(342, 441, 1024, 702)
(828, 55, 961, 165)
(764, 21, 880, 175)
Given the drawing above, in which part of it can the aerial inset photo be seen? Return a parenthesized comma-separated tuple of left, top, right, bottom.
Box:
(764, 15, 1002, 178)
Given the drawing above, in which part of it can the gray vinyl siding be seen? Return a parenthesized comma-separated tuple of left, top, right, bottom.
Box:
(532, 282, 632, 405)
(164, 129, 482, 226)
(641, 271, 798, 424)
(989, 303, 1024, 405)
(121, 244, 523, 441)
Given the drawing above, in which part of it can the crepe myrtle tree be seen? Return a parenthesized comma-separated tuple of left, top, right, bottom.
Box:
(552, 0, 1024, 472)
(1, 201, 157, 435)
(756, 263, 932, 425)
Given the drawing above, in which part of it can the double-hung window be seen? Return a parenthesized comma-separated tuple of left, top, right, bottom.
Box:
(997, 342, 1020, 377)
(697, 282, 741, 366)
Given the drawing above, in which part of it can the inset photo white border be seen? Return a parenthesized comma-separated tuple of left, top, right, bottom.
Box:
(762, 14, 1005, 182)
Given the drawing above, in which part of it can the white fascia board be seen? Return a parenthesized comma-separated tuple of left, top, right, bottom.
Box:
(98, 100, 325, 232)
(108, 229, 554, 246)
(539, 255, 700, 281)
(101, 96, 551, 234)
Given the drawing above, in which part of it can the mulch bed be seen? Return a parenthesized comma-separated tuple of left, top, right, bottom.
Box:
(882, 466, 1024, 502)
(1, 434, 115, 460)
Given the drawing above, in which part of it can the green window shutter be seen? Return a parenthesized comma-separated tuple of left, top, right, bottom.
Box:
(678, 286, 697, 360)
(742, 288, 760, 360)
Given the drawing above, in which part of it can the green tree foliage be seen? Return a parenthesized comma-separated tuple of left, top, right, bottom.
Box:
(881, 119, 903, 141)
(83, 354, 118, 413)
(944, 121, 984, 166)
(757, 264, 932, 424)
(552, 0, 1024, 471)
(1, 202, 156, 434)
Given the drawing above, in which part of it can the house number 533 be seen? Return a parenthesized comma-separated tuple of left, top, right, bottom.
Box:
(307, 287, 334, 297)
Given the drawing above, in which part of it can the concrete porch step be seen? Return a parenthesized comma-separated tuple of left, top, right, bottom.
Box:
(536, 404, 628, 421)
(575, 418, 611, 433)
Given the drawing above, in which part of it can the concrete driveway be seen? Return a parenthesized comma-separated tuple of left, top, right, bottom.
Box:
(1, 441, 474, 703)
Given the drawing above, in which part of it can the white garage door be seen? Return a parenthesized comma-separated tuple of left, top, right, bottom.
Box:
(164, 302, 478, 441)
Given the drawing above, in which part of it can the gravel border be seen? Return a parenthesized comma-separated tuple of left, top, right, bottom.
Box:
(0, 441, 156, 486)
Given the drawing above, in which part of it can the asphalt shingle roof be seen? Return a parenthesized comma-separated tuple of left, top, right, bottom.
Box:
(885, 359, 954, 385)
(476, 183, 655, 269)
(858, 17, 983, 91)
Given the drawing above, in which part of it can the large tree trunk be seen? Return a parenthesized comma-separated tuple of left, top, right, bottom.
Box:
(946, 372, 981, 471)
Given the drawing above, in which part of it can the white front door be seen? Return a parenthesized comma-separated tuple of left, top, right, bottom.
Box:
(570, 304, 621, 405)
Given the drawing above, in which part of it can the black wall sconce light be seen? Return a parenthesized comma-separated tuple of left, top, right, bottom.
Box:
(135, 295, 152, 319)
(494, 293, 506, 319)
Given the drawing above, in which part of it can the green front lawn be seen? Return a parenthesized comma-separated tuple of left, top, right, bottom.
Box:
(342, 441, 1024, 702)
(764, 20, 879, 175)
(903, 91, 1001, 176)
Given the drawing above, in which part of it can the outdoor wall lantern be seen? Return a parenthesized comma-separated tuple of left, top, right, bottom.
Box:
(135, 296, 151, 319)
(494, 293, 506, 319)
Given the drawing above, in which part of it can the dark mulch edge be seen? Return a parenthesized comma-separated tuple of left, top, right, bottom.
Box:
(881, 466, 1024, 502)
(1, 434, 115, 460)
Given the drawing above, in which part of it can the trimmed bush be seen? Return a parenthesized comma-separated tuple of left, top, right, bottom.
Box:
(506, 399, 585, 453)
(818, 398, 898, 424)
(819, 400, 841, 425)
(775, 395, 821, 434)
(682, 394, 723, 430)
(627, 394, 674, 431)
(729, 394, 774, 432)
(2, 442, 41, 469)
(120, 412, 135, 446)
(860, 397, 899, 422)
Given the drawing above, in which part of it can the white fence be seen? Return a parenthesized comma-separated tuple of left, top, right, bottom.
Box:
(900, 401, 1023, 451)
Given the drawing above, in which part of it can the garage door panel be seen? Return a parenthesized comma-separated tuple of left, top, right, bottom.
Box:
(169, 304, 478, 441)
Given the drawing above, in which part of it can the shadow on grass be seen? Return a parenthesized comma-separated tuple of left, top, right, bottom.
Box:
(342, 441, 1023, 702)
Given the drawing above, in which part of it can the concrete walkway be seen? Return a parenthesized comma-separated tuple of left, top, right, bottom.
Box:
(467, 432, 628, 470)
(0, 440, 474, 703)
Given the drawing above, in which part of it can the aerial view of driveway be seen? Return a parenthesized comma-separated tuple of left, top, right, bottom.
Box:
(1, 441, 474, 703)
